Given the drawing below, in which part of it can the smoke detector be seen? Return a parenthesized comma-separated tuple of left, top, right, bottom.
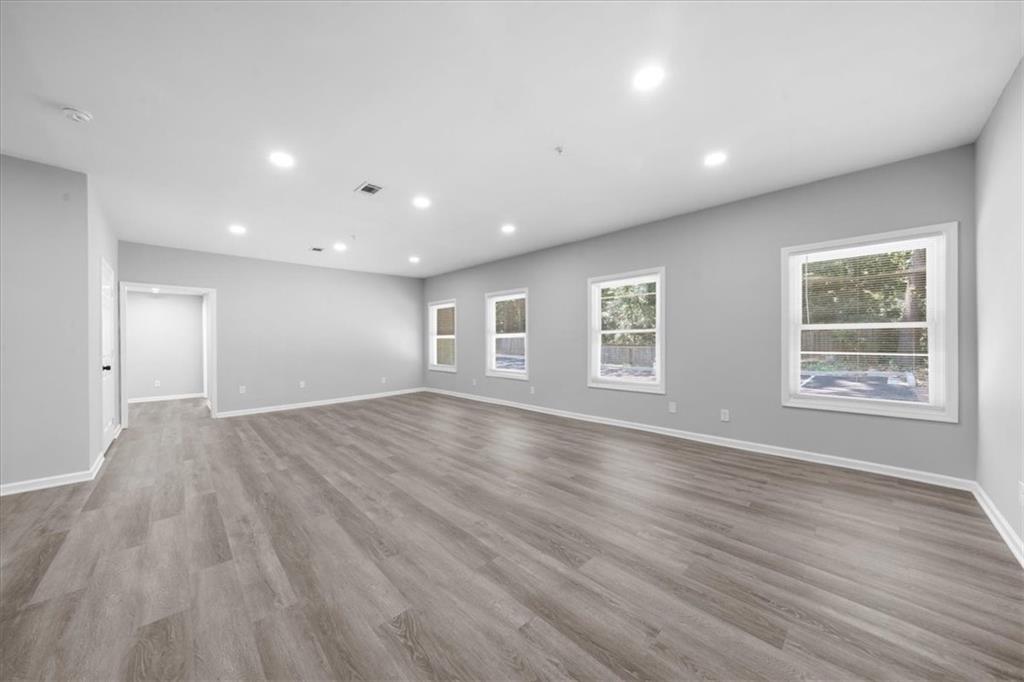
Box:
(354, 182, 383, 195)
(62, 107, 93, 123)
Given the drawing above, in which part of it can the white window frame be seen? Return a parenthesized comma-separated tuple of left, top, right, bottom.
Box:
(485, 288, 528, 381)
(781, 221, 958, 422)
(587, 267, 666, 394)
(428, 299, 457, 373)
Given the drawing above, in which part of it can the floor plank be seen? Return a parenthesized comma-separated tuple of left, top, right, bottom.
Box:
(1, 394, 1021, 681)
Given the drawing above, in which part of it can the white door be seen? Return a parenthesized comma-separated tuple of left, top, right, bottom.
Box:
(101, 259, 118, 449)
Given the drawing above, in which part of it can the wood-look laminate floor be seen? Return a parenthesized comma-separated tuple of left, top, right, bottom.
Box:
(1, 394, 1021, 681)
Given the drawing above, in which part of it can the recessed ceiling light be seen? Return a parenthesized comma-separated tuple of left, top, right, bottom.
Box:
(62, 106, 93, 123)
(501, 224, 516, 235)
(703, 150, 728, 167)
(632, 64, 666, 92)
(408, 255, 421, 264)
(333, 241, 347, 252)
(412, 195, 431, 209)
(268, 150, 295, 169)
(228, 223, 247, 235)
(151, 288, 160, 294)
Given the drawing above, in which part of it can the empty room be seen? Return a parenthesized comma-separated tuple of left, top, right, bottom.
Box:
(1, 1, 1021, 680)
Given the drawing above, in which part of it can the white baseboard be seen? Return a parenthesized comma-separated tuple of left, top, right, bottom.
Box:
(1, 447, 107, 497)
(127, 393, 206, 404)
(214, 387, 425, 418)
(424, 388, 976, 491)
(972, 483, 1024, 569)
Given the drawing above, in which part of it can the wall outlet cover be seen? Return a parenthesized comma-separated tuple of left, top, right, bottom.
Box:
(239, 385, 247, 394)
(154, 379, 161, 388)
(668, 401, 677, 413)
(299, 380, 306, 389)
(720, 408, 730, 422)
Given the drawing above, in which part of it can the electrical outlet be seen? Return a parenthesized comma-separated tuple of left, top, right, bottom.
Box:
(154, 379, 161, 388)
(472, 378, 478, 386)
(720, 408, 730, 422)
(530, 386, 536, 395)
(668, 401, 677, 414)
(239, 385, 247, 394)
(299, 380, 306, 389)
(381, 377, 387, 384)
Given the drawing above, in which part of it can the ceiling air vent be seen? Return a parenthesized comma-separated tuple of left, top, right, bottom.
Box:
(310, 247, 324, 252)
(355, 182, 383, 195)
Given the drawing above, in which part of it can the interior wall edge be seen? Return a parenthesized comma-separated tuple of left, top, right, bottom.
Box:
(213, 387, 425, 418)
(974, 481, 1024, 569)
(0, 437, 109, 497)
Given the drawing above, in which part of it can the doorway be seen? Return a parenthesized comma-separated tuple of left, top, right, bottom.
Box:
(119, 282, 217, 429)
(100, 259, 118, 450)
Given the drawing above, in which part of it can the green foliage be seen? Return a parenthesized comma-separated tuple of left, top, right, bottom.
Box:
(802, 249, 926, 324)
(601, 283, 656, 338)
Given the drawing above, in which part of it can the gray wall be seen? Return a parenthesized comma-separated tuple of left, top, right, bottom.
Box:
(976, 59, 1023, 540)
(425, 146, 978, 479)
(87, 178, 119, 465)
(126, 292, 204, 400)
(119, 243, 424, 413)
(1, 155, 91, 484)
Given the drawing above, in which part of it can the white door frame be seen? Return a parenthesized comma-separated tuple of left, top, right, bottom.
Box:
(100, 258, 119, 451)
(119, 281, 218, 428)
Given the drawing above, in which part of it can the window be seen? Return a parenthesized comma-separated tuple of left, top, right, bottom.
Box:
(781, 222, 958, 422)
(485, 289, 527, 380)
(588, 267, 665, 393)
(428, 300, 456, 372)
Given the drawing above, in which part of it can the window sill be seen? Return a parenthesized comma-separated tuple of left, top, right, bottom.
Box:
(588, 379, 665, 395)
(428, 365, 457, 373)
(486, 369, 529, 381)
(782, 394, 957, 423)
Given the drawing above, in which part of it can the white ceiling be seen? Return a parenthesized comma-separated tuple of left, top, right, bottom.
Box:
(2, 2, 1021, 277)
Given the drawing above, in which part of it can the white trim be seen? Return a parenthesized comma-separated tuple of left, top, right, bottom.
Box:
(1, 447, 108, 497)
(586, 380, 665, 394)
(973, 483, 1024, 569)
(485, 369, 530, 382)
(587, 266, 666, 395)
(485, 287, 529, 380)
(781, 394, 956, 422)
(127, 393, 206, 404)
(781, 221, 959, 423)
(427, 298, 457, 373)
(120, 282, 217, 430)
(423, 388, 976, 492)
(100, 257, 119, 451)
(214, 387, 423, 418)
